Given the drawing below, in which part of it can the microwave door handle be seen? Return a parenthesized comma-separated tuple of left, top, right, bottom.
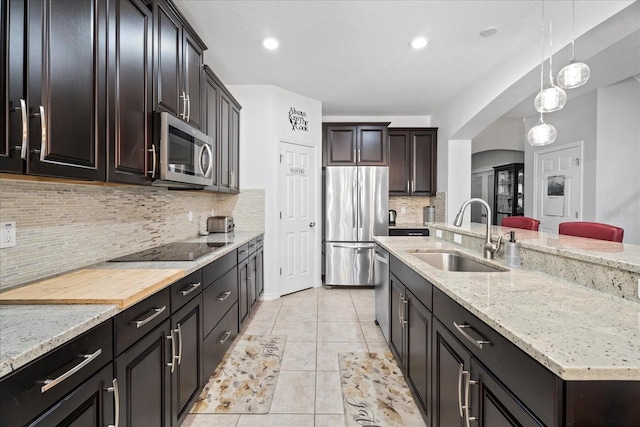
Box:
(202, 144, 213, 178)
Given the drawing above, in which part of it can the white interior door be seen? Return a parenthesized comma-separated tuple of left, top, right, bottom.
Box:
(279, 141, 317, 296)
(533, 142, 583, 234)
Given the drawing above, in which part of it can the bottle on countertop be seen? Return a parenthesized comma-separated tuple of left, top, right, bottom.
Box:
(504, 230, 521, 268)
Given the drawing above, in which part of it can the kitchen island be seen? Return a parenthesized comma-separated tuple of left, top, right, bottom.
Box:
(374, 231, 640, 426)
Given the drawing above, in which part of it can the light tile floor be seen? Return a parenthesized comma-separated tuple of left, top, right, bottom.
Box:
(183, 286, 388, 427)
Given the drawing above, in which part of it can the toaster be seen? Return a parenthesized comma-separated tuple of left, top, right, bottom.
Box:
(207, 216, 235, 233)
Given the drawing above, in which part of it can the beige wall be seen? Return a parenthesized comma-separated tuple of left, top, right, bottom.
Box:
(0, 177, 264, 289)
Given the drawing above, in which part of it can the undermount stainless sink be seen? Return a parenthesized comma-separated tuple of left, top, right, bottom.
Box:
(411, 251, 507, 273)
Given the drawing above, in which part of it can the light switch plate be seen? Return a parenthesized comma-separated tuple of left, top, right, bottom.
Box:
(1, 221, 16, 248)
(454, 233, 462, 244)
(436, 229, 443, 238)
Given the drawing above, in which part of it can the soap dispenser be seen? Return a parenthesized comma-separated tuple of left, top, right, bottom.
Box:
(504, 231, 521, 268)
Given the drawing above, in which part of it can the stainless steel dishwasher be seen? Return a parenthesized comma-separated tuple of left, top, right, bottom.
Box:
(374, 245, 390, 343)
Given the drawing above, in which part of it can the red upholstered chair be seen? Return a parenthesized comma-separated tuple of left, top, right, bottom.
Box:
(558, 222, 624, 242)
(501, 216, 540, 231)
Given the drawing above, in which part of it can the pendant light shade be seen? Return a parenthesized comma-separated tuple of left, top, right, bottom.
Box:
(534, 8, 566, 113)
(527, 114, 557, 146)
(534, 84, 567, 113)
(557, 0, 590, 89)
(557, 61, 590, 89)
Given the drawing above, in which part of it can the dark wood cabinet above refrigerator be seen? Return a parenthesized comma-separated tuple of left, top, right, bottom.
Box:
(323, 123, 390, 166)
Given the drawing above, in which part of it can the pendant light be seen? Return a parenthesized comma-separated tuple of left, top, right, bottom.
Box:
(557, 0, 590, 89)
(534, 2, 566, 113)
(529, 1, 557, 146)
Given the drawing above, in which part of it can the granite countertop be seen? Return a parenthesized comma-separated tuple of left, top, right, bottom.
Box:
(0, 230, 264, 378)
(374, 235, 640, 381)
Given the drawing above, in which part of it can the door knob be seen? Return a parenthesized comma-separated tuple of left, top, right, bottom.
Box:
(309, 222, 316, 228)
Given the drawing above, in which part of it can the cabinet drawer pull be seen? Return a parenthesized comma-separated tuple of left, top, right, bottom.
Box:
(217, 290, 232, 302)
(132, 306, 166, 328)
(407, 232, 423, 236)
(106, 378, 120, 427)
(453, 322, 490, 349)
(239, 249, 247, 255)
(218, 330, 232, 344)
(41, 349, 102, 393)
(180, 282, 201, 296)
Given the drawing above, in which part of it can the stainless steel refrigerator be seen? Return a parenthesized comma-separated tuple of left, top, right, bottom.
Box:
(325, 166, 388, 286)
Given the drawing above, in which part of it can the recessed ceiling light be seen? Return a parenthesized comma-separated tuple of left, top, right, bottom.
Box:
(410, 37, 429, 50)
(262, 38, 279, 50)
(480, 26, 498, 37)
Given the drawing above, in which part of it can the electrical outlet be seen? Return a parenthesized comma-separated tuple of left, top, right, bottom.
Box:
(637, 279, 640, 299)
(400, 206, 406, 214)
(454, 233, 462, 244)
(436, 229, 443, 238)
(188, 211, 193, 222)
(211, 209, 215, 216)
(1, 221, 17, 248)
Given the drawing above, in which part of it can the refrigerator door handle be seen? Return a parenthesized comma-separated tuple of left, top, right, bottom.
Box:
(333, 244, 376, 250)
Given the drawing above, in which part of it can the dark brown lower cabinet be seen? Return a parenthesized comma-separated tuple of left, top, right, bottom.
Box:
(28, 363, 115, 427)
(203, 301, 239, 378)
(115, 319, 172, 427)
(388, 272, 431, 422)
(432, 319, 470, 427)
(171, 295, 203, 427)
(255, 245, 264, 298)
(238, 258, 249, 325)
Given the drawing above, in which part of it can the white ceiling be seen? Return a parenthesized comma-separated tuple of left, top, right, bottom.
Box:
(174, 0, 636, 118)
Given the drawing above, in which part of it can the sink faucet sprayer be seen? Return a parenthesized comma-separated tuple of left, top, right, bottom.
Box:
(453, 198, 502, 259)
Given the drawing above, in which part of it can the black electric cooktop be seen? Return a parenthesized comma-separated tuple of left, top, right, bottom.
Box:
(109, 242, 228, 262)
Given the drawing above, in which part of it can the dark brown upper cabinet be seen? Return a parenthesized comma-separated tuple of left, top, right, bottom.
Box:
(203, 66, 241, 194)
(323, 123, 389, 166)
(388, 128, 437, 196)
(153, 0, 205, 130)
(1, 0, 107, 180)
(106, 0, 153, 185)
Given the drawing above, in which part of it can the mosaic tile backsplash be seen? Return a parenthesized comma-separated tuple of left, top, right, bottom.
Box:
(389, 192, 445, 225)
(0, 178, 265, 289)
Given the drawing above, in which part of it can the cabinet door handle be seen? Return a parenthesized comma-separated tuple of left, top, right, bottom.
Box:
(30, 105, 47, 161)
(463, 370, 478, 427)
(13, 99, 28, 159)
(176, 324, 183, 365)
(353, 149, 356, 162)
(167, 329, 176, 373)
(148, 143, 157, 178)
(457, 363, 464, 418)
(180, 282, 201, 296)
(357, 148, 361, 163)
(186, 94, 191, 122)
(217, 290, 232, 302)
(106, 378, 120, 427)
(402, 296, 408, 324)
(132, 306, 166, 328)
(453, 321, 490, 349)
(218, 330, 231, 344)
(180, 91, 187, 119)
(407, 180, 410, 193)
(41, 349, 102, 393)
(398, 295, 403, 326)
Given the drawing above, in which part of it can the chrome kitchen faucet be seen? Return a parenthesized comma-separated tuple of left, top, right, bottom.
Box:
(453, 198, 502, 259)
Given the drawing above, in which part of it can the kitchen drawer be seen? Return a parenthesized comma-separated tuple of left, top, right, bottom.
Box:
(203, 266, 238, 336)
(203, 302, 239, 379)
(390, 255, 432, 311)
(171, 269, 203, 312)
(203, 250, 237, 288)
(0, 320, 113, 427)
(237, 243, 250, 262)
(433, 287, 558, 427)
(114, 287, 171, 356)
(255, 234, 264, 249)
(248, 238, 258, 254)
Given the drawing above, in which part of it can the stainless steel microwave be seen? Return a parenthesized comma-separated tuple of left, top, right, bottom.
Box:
(150, 112, 214, 188)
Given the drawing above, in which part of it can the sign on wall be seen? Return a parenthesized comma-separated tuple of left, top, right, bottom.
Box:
(288, 107, 308, 132)
(288, 167, 307, 176)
